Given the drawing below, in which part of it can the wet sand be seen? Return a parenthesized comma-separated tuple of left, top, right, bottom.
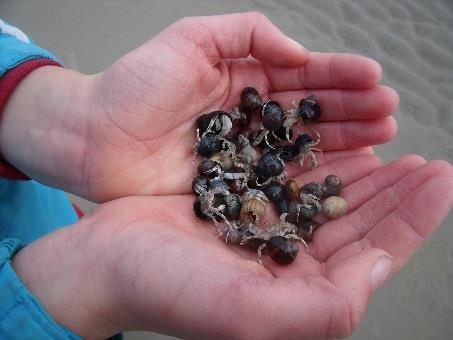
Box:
(1, 0, 452, 339)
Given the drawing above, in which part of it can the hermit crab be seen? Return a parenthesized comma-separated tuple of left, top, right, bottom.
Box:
(243, 214, 308, 265)
(191, 86, 348, 266)
(252, 100, 285, 148)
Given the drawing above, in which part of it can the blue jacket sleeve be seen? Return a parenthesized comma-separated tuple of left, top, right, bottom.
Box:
(0, 19, 82, 339)
(0, 19, 61, 76)
(0, 239, 80, 339)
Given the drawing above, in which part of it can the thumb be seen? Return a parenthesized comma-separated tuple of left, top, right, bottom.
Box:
(327, 248, 393, 331)
(157, 12, 309, 67)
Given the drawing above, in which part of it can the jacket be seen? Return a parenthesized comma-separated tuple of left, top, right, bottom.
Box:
(0, 19, 81, 339)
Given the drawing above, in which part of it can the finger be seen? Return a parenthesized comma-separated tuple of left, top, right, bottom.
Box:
(326, 248, 393, 332)
(162, 12, 308, 67)
(313, 160, 451, 261)
(225, 59, 395, 118)
(269, 85, 399, 122)
(364, 175, 453, 271)
(327, 174, 453, 275)
(341, 155, 426, 212)
(303, 116, 397, 151)
(264, 52, 382, 91)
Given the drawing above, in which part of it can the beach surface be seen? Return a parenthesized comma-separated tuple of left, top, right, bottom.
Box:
(1, 0, 452, 339)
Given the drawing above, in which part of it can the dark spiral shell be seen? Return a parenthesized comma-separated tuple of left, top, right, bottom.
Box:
(256, 152, 284, 178)
(298, 95, 321, 123)
(268, 236, 299, 265)
(240, 87, 264, 112)
(262, 101, 284, 131)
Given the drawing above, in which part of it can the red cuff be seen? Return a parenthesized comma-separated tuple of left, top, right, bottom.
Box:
(71, 202, 84, 219)
(0, 58, 62, 180)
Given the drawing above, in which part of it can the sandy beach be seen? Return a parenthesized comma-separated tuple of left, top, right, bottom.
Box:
(1, 0, 452, 339)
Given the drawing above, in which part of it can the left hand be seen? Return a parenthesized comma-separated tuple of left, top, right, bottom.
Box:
(0, 13, 398, 202)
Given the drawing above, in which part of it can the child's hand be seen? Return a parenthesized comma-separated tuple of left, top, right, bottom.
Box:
(0, 13, 398, 202)
(12, 156, 453, 338)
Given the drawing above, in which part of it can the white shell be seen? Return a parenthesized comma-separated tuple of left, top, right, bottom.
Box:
(322, 196, 348, 219)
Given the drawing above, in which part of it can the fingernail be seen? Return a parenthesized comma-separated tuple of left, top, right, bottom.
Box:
(370, 255, 393, 291)
(287, 37, 307, 52)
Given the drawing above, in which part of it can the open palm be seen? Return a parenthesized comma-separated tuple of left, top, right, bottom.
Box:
(81, 12, 398, 202)
(81, 153, 452, 339)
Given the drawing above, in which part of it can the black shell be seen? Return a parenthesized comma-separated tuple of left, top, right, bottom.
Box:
(285, 201, 301, 224)
(296, 220, 320, 242)
(268, 236, 299, 265)
(262, 182, 287, 202)
(274, 125, 293, 141)
(277, 199, 290, 215)
(197, 159, 222, 178)
(224, 194, 242, 220)
(256, 152, 284, 178)
(197, 134, 224, 157)
(196, 111, 230, 137)
(323, 175, 342, 197)
(240, 87, 263, 112)
(294, 133, 313, 150)
(298, 95, 321, 123)
(284, 200, 318, 223)
(262, 101, 284, 131)
(192, 176, 208, 195)
(193, 198, 209, 220)
(274, 145, 298, 162)
(300, 182, 324, 199)
(196, 112, 216, 136)
(298, 205, 318, 220)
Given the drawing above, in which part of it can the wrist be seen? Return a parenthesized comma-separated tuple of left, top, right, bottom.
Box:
(11, 222, 120, 339)
(0, 65, 94, 194)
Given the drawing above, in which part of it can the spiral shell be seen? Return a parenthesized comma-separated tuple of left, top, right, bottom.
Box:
(323, 174, 342, 197)
(240, 198, 267, 224)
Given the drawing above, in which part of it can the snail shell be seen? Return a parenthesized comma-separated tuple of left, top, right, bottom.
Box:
(240, 198, 267, 224)
(322, 196, 348, 219)
(323, 175, 342, 197)
(210, 153, 233, 171)
(285, 180, 300, 201)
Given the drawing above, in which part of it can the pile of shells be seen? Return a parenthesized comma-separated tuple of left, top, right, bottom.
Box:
(192, 87, 348, 265)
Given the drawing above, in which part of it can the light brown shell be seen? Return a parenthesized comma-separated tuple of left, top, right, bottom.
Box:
(240, 198, 266, 224)
(322, 196, 348, 219)
(210, 153, 233, 171)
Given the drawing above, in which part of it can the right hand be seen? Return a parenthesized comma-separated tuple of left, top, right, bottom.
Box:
(12, 155, 453, 339)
